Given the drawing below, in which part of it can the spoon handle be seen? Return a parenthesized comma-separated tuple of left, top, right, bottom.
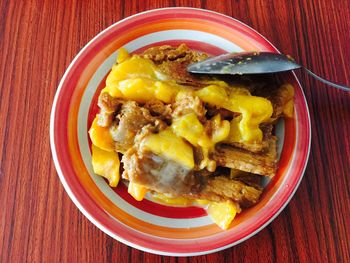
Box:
(303, 68, 350, 91)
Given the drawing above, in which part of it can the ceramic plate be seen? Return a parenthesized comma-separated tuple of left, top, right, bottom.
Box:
(50, 7, 311, 256)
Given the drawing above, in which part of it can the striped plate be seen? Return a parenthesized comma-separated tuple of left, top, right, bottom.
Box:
(50, 8, 311, 256)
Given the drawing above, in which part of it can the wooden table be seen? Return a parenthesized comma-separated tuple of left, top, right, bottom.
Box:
(1, 0, 349, 262)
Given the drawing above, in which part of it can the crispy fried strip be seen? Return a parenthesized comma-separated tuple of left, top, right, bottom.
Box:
(213, 137, 277, 177)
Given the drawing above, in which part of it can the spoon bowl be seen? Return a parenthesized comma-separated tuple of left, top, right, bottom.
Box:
(187, 52, 349, 91)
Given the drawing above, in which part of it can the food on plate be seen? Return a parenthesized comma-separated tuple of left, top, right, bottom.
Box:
(89, 44, 294, 229)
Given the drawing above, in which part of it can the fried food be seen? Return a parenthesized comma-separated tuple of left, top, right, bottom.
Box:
(89, 44, 294, 229)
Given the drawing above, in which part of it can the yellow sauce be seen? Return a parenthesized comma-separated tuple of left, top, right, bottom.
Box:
(151, 192, 194, 206)
(100, 49, 273, 168)
(196, 84, 273, 143)
(171, 112, 230, 170)
(141, 129, 195, 169)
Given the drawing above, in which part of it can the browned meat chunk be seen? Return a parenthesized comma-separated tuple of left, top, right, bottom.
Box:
(122, 149, 197, 195)
(213, 137, 277, 177)
(122, 148, 263, 206)
(197, 176, 262, 207)
(111, 101, 164, 152)
(142, 43, 207, 64)
(269, 84, 294, 119)
(172, 91, 207, 122)
(232, 172, 264, 190)
(96, 92, 124, 127)
(142, 44, 211, 87)
(98, 92, 123, 113)
(143, 100, 172, 122)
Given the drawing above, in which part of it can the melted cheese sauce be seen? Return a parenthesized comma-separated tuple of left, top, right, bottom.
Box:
(100, 49, 273, 169)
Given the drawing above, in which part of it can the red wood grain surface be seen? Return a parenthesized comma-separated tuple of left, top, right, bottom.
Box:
(0, 0, 349, 262)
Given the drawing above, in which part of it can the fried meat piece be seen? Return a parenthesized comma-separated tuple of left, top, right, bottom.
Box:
(197, 176, 262, 207)
(122, 149, 197, 196)
(213, 137, 278, 177)
(172, 91, 207, 122)
(96, 92, 124, 127)
(228, 124, 273, 153)
(110, 101, 166, 152)
(142, 44, 210, 87)
(143, 100, 172, 122)
(122, 148, 263, 206)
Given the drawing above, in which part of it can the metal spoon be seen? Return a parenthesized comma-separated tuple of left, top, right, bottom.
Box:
(187, 52, 350, 91)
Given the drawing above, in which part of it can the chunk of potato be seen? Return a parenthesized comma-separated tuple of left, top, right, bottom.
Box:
(116, 47, 130, 64)
(171, 112, 204, 146)
(128, 182, 148, 201)
(207, 200, 238, 230)
(89, 117, 115, 151)
(91, 144, 120, 187)
(196, 84, 228, 106)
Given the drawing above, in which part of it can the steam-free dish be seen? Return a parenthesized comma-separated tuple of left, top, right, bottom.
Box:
(89, 44, 294, 229)
(50, 8, 310, 256)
